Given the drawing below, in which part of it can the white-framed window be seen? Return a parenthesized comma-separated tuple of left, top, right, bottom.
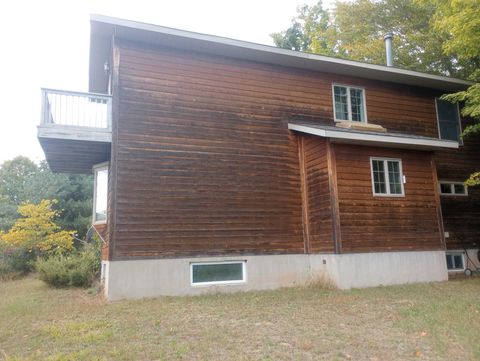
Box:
(93, 162, 108, 224)
(370, 158, 405, 196)
(332, 84, 367, 122)
(445, 251, 465, 272)
(190, 261, 246, 286)
(439, 181, 468, 196)
(435, 98, 462, 143)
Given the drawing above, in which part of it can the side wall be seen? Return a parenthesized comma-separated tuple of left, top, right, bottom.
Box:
(333, 144, 443, 253)
(435, 118, 480, 250)
(113, 40, 306, 259)
(299, 136, 335, 253)
(110, 38, 462, 259)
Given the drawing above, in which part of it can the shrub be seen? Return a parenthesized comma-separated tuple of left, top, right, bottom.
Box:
(0, 247, 34, 280)
(36, 241, 101, 288)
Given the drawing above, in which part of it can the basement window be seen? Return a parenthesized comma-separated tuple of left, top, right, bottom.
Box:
(191, 261, 246, 286)
(333, 84, 367, 122)
(436, 98, 462, 143)
(439, 181, 468, 196)
(93, 163, 108, 223)
(446, 252, 465, 271)
(370, 158, 404, 196)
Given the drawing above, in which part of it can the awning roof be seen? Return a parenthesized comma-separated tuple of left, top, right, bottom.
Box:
(288, 122, 459, 150)
(89, 14, 473, 94)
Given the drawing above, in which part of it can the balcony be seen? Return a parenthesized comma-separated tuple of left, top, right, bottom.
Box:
(37, 89, 112, 174)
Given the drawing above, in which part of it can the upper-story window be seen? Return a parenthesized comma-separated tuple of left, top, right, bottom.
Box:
(439, 181, 468, 196)
(93, 163, 108, 223)
(370, 158, 404, 196)
(435, 98, 462, 143)
(333, 84, 367, 122)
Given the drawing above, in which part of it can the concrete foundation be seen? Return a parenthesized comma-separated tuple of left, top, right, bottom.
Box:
(102, 250, 448, 300)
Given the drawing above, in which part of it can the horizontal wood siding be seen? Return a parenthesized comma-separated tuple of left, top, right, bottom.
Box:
(301, 136, 335, 252)
(113, 40, 307, 258)
(435, 118, 480, 250)
(334, 144, 443, 253)
(108, 37, 472, 258)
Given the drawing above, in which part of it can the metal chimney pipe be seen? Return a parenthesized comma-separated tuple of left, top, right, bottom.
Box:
(384, 33, 393, 67)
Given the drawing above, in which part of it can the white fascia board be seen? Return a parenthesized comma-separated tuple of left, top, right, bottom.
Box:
(288, 123, 459, 150)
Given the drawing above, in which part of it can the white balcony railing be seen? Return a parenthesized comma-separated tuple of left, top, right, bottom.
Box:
(41, 88, 112, 130)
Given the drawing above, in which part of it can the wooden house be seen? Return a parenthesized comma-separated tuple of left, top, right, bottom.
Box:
(38, 15, 480, 300)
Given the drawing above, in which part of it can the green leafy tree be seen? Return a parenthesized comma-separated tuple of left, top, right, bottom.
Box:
(272, 2, 333, 54)
(272, 0, 474, 77)
(424, 0, 480, 185)
(0, 157, 93, 235)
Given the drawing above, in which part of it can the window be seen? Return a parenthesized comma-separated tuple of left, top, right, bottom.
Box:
(191, 261, 246, 286)
(439, 181, 468, 196)
(445, 252, 465, 271)
(436, 98, 462, 142)
(93, 163, 108, 223)
(370, 158, 404, 196)
(333, 85, 367, 122)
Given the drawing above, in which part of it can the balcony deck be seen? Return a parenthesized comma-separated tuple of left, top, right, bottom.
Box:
(37, 89, 112, 174)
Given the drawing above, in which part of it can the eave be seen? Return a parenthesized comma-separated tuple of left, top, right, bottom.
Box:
(288, 122, 459, 151)
(89, 14, 473, 94)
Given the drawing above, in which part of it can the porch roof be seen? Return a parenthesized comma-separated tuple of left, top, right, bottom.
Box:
(288, 122, 459, 150)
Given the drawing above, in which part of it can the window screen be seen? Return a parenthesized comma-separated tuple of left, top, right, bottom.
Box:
(436, 99, 461, 142)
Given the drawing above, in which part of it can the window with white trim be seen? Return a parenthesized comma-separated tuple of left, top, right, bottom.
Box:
(191, 261, 246, 286)
(333, 85, 367, 122)
(436, 98, 462, 143)
(445, 252, 465, 271)
(370, 158, 404, 196)
(93, 163, 108, 223)
(439, 181, 468, 196)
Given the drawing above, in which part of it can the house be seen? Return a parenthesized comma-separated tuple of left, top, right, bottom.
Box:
(37, 15, 480, 300)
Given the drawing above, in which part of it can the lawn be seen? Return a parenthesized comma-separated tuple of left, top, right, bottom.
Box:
(1, 277, 479, 361)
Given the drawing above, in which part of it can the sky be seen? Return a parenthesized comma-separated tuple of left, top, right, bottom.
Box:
(0, 0, 331, 165)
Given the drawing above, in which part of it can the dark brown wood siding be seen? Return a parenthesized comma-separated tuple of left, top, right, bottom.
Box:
(436, 117, 480, 250)
(108, 37, 474, 259)
(299, 136, 335, 253)
(112, 40, 308, 259)
(333, 144, 443, 253)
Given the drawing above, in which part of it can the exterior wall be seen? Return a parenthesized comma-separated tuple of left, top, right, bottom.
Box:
(435, 118, 480, 250)
(113, 40, 306, 259)
(102, 251, 448, 300)
(299, 136, 335, 253)
(333, 144, 443, 253)
(109, 38, 453, 259)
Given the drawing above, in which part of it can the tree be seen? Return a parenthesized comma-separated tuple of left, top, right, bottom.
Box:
(0, 157, 93, 236)
(0, 200, 74, 255)
(271, 2, 333, 55)
(424, 0, 480, 185)
(271, 0, 475, 78)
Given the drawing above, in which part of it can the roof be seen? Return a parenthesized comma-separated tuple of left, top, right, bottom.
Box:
(288, 122, 459, 150)
(88, 14, 473, 94)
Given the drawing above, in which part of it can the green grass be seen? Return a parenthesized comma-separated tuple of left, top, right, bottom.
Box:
(1, 277, 480, 360)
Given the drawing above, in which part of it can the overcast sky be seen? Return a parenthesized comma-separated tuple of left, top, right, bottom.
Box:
(0, 0, 331, 165)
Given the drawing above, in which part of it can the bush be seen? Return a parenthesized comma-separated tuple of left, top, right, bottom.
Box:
(36, 241, 101, 288)
(0, 247, 34, 280)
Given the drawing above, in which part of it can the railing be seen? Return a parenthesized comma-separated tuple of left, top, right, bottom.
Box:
(41, 88, 112, 130)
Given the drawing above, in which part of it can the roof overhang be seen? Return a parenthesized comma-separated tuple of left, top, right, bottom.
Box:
(288, 123, 459, 150)
(88, 14, 473, 94)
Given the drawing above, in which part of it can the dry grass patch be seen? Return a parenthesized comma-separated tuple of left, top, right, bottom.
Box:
(1, 276, 479, 360)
